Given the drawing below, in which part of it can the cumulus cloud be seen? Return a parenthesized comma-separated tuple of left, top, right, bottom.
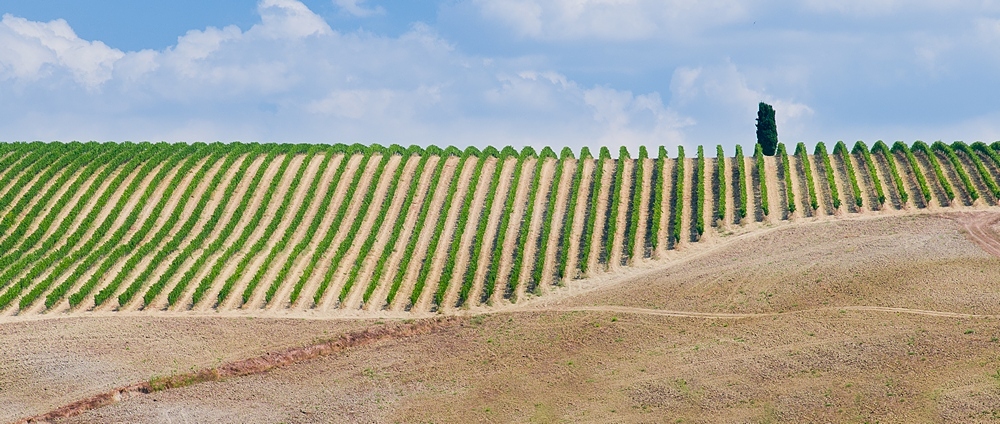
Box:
(0, 14, 124, 88)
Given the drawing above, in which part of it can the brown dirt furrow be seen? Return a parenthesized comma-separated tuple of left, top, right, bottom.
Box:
(540, 158, 574, 286)
(239, 154, 330, 311)
(951, 212, 1000, 258)
(785, 154, 807, 218)
(0, 157, 67, 238)
(465, 157, 516, 307)
(832, 152, 859, 213)
(631, 157, 653, 263)
(609, 159, 632, 267)
(340, 155, 421, 311)
(64, 156, 210, 314)
(487, 157, 532, 307)
(514, 158, 554, 299)
(654, 157, 674, 256)
(15, 317, 460, 424)
(264, 154, 344, 311)
(935, 150, 974, 207)
(98, 156, 229, 313)
(749, 155, 764, 223)
(851, 151, 882, 211)
(315, 155, 402, 312)
(976, 150, 1000, 185)
(42, 161, 171, 315)
(364, 156, 440, 312)
(763, 156, 784, 221)
(184, 154, 285, 312)
(284, 154, 365, 313)
(389, 156, 463, 312)
(150, 154, 267, 311)
(437, 158, 495, 312)
(0, 152, 31, 204)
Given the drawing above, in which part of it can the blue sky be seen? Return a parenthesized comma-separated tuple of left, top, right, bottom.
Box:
(1, 0, 1000, 153)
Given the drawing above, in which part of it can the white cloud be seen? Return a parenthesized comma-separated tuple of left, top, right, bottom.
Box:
(334, 0, 386, 17)
(0, 14, 124, 88)
(473, 0, 748, 40)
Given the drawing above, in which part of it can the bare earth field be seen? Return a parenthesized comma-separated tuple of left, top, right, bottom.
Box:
(6, 212, 1000, 423)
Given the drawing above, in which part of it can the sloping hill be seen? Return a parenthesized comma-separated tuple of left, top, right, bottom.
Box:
(1, 140, 999, 317)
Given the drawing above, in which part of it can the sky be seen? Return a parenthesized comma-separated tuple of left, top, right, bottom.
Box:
(2, 0, 1000, 153)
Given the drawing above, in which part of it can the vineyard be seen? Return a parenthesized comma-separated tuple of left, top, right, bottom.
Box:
(1, 140, 1000, 317)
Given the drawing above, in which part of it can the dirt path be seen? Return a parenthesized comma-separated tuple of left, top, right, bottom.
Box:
(97, 156, 228, 313)
(786, 155, 807, 217)
(340, 155, 421, 311)
(465, 157, 516, 307)
(242, 154, 331, 310)
(544, 304, 1000, 320)
(360, 155, 437, 311)
(316, 156, 402, 312)
(438, 158, 496, 312)
(952, 212, 1000, 258)
(631, 157, 652, 262)
(613, 159, 635, 267)
(147, 154, 267, 312)
(679, 157, 694, 244)
(514, 158, 555, 299)
(487, 158, 532, 306)
(388, 156, 462, 312)
(805, 153, 830, 216)
(722, 157, 736, 226)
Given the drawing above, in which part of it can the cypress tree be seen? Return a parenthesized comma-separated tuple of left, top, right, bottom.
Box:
(756, 102, 778, 156)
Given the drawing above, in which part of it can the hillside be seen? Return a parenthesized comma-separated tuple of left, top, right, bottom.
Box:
(7, 213, 1000, 423)
(0, 140, 998, 318)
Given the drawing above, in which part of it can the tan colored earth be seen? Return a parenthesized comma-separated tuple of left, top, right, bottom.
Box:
(5, 212, 1000, 423)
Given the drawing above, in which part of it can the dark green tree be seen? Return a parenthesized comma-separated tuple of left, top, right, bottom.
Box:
(756, 102, 778, 156)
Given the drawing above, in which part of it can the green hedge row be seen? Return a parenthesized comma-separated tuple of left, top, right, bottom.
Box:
(715, 145, 726, 221)
(623, 146, 646, 262)
(138, 146, 252, 307)
(578, 147, 605, 274)
(555, 147, 584, 281)
(755, 143, 770, 216)
(932, 141, 978, 201)
(872, 141, 908, 205)
(972, 142, 1000, 195)
(735, 145, 747, 219)
(107, 146, 230, 308)
(529, 147, 567, 291)
(695, 145, 706, 233)
(834, 141, 863, 207)
(777, 143, 795, 213)
(49, 144, 180, 309)
(911, 141, 954, 202)
(796, 142, 819, 211)
(814, 142, 839, 210)
(852, 141, 884, 206)
(602, 147, 628, 264)
(672, 146, 685, 243)
(338, 147, 416, 306)
(433, 148, 490, 307)
(314, 147, 397, 307)
(954, 141, 1000, 199)
(70, 144, 204, 308)
(891, 142, 931, 203)
(480, 148, 527, 303)
(457, 147, 509, 306)
(650, 147, 666, 250)
(406, 148, 471, 308)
